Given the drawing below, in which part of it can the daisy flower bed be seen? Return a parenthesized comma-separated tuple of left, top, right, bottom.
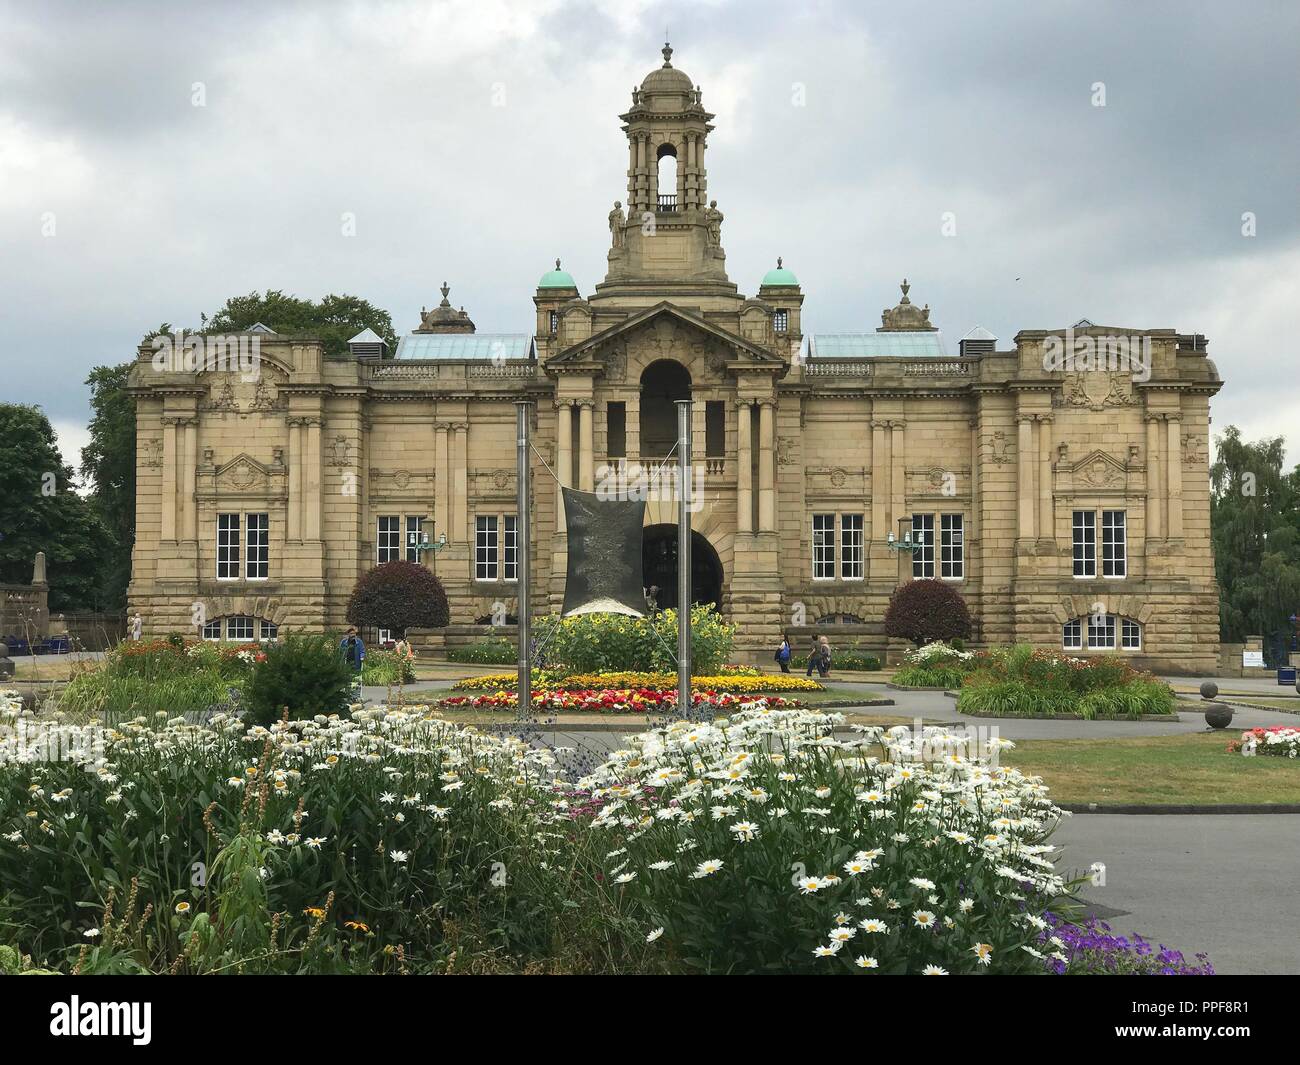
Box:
(0, 689, 1211, 975)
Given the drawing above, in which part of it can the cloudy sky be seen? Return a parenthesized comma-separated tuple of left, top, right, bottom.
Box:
(2, 0, 1297, 475)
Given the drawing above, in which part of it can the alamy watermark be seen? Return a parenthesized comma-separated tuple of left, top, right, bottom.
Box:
(1042, 328, 1151, 382)
(596, 461, 706, 512)
(150, 331, 261, 381)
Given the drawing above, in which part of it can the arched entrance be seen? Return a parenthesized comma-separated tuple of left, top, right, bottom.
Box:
(642, 524, 723, 612)
(640, 359, 690, 457)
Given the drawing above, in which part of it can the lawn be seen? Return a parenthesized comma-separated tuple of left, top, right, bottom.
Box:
(1001, 732, 1300, 806)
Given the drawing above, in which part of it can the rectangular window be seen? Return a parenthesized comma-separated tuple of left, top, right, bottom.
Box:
(226, 616, 254, 642)
(217, 513, 241, 580)
(840, 514, 864, 579)
(404, 515, 424, 562)
(912, 513, 935, 579)
(202, 619, 222, 641)
(1072, 510, 1096, 578)
(377, 516, 400, 563)
(607, 402, 626, 459)
(1102, 510, 1127, 578)
(259, 619, 278, 642)
(504, 515, 518, 581)
(812, 514, 835, 579)
(1062, 618, 1082, 650)
(476, 515, 499, 580)
(1087, 613, 1116, 649)
(705, 400, 725, 457)
(1121, 617, 1141, 649)
(245, 513, 269, 579)
(940, 513, 964, 579)
(773, 309, 789, 333)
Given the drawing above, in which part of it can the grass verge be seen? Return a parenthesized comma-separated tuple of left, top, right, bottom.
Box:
(1001, 732, 1300, 806)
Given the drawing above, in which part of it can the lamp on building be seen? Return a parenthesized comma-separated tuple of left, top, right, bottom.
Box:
(408, 529, 449, 555)
(885, 518, 921, 553)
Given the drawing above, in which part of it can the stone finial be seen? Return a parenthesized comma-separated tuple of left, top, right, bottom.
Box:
(440, 281, 450, 302)
(879, 278, 937, 332)
(555, 258, 562, 271)
(777, 256, 783, 269)
(32, 551, 47, 586)
(662, 42, 673, 67)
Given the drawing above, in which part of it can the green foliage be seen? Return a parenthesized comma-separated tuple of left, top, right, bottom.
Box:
(829, 649, 882, 672)
(195, 290, 398, 359)
(81, 363, 137, 612)
(536, 605, 733, 674)
(361, 648, 415, 685)
(956, 645, 1176, 718)
(892, 643, 977, 688)
(346, 561, 450, 633)
(1210, 425, 1300, 662)
(447, 638, 516, 664)
(883, 580, 973, 647)
(243, 635, 354, 726)
(60, 671, 236, 722)
(0, 403, 108, 611)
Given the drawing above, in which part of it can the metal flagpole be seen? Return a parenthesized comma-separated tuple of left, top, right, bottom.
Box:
(676, 398, 692, 716)
(516, 401, 531, 717)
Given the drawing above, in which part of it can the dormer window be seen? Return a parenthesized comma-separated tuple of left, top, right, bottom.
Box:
(773, 309, 788, 333)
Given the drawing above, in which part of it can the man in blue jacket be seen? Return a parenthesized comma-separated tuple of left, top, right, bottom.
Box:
(340, 628, 365, 701)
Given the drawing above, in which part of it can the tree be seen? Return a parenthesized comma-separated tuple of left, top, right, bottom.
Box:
(346, 561, 450, 634)
(1210, 425, 1300, 663)
(883, 579, 972, 647)
(199, 290, 397, 358)
(0, 404, 107, 612)
(81, 364, 136, 611)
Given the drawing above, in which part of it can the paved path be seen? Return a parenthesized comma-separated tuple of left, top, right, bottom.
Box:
(1054, 814, 1300, 975)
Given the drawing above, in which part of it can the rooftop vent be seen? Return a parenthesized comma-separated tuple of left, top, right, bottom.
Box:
(958, 325, 997, 357)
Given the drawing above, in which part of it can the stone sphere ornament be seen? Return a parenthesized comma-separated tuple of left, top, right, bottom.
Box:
(1203, 702, 1234, 730)
(1199, 680, 1218, 700)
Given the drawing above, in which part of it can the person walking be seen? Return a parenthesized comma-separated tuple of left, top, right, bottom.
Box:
(817, 634, 832, 678)
(775, 633, 792, 673)
(806, 635, 821, 677)
(340, 627, 366, 701)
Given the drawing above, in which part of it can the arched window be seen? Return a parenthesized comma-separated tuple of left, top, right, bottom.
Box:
(639, 359, 691, 457)
(656, 143, 678, 211)
(1063, 615, 1141, 651)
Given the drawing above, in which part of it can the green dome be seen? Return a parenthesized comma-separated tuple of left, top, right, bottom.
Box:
(538, 258, 577, 289)
(760, 258, 798, 287)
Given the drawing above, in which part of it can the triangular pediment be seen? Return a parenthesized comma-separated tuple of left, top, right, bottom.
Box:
(1068, 449, 1127, 476)
(548, 302, 782, 367)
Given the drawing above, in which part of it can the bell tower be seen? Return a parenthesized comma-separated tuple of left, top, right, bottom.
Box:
(596, 43, 736, 299)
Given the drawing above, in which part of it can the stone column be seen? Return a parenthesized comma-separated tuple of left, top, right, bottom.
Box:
(736, 400, 753, 534)
(161, 418, 177, 542)
(968, 418, 980, 541)
(871, 419, 888, 542)
(180, 418, 197, 542)
(890, 421, 906, 541)
(578, 401, 594, 492)
(1145, 414, 1163, 540)
(452, 422, 468, 543)
(1037, 414, 1053, 543)
(758, 400, 776, 532)
(1166, 415, 1183, 539)
(304, 417, 323, 542)
(625, 392, 640, 461)
(556, 402, 572, 532)
(434, 422, 450, 541)
(1017, 414, 1036, 540)
(287, 419, 302, 541)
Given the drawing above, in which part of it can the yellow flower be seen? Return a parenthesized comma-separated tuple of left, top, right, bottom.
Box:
(303, 907, 326, 919)
(175, 901, 191, 914)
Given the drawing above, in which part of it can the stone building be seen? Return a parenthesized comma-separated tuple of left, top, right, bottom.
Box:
(127, 45, 1223, 672)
